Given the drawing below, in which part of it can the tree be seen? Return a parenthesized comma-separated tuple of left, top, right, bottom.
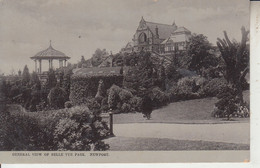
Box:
(46, 69, 57, 89)
(187, 34, 217, 74)
(62, 69, 73, 100)
(216, 26, 249, 102)
(30, 72, 41, 90)
(123, 51, 159, 97)
(22, 65, 30, 85)
(47, 86, 67, 109)
(91, 48, 108, 67)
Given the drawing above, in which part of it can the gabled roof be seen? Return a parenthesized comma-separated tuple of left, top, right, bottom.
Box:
(146, 21, 177, 39)
(172, 26, 191, 34)
(31, 43, 70, 60)
(161, 33, 191, 44)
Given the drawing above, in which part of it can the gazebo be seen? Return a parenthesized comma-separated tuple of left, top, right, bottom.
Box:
(31, 41, 70, 73)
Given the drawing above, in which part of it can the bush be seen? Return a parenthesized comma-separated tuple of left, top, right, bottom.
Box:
(121, 103, 132, 113)
(119, 89, 133, 102)
(169, 76, 204, 101)
(48, 87, 67, 109)
(201, 77, 227, 97)
(70, 76, 123, 105)
(0, 105, 110, 151)
(214, 86, 240, 120)
(129, 96, 142, 112)
(150, 87, 169, 108)
(64, 101, 73, 108)
(107, 85, 141, 113)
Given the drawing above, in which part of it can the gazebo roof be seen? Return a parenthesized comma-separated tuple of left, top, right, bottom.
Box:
(31, 42, 70, 60)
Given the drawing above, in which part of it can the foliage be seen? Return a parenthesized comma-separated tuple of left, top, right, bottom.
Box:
(149, 87, 169, 107)
(216, 27, 249, 102)
(62, 68, 73, 100)
(187, 34, 218, 74)
(91, 48, 109, 67)
(107, 85, 142, 113)
(64, 101, 73, 108)
(46, 69, 57, 90)
(30, 72, 41, 90)
(140, 95, 153, 119)
(201, 77, 227, 97)
(214, 86, 240, 120)
(70, 75, 123, 105)
(123, 51, 161, 97)
(22, 65, 30, 85)
(0, 104, 110, 151)
(169, 77, 202, 101)
(48, 86, 67, 109)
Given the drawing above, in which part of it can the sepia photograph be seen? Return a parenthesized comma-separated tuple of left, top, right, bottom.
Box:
(0, 0, 251, 163)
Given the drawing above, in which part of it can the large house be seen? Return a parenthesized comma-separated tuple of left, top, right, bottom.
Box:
(121, 17, 191, 54)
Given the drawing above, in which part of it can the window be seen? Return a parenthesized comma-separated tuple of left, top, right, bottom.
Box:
(139, 33, 147, 43)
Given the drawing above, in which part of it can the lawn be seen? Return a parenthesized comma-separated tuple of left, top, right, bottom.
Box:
(113, 90, 250, 124)
(105, 136, 249, 151)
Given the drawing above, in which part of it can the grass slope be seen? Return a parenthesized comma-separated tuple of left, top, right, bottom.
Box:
(113, 90, 250, 124)
(105, 136, 250, 151)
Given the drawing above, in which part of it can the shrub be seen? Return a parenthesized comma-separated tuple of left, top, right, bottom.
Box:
(107, 85, 121, 110)
(215, 86, 240, 120)
(70, 76, 123, 105)
(169, 76, 203, 101)
(64, 101, 73, 108)
(121, 103, 132, 113)
(118, 89, 133, 102)
(129, 96, 142, 112)
(201, 77, 227, 97)
(48, 87, 67, 109)
(0, 105, 110, 151)
(150, 87, 169, 108)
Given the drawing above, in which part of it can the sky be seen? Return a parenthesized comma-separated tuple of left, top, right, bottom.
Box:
(0, 0, 249, 74)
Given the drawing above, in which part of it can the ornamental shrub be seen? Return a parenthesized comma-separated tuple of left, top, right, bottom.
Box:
(107, 85, 141, 113)
(129, 96, 142, 112)
(150, 87, 169, 107)
(70, 76, 123, 105)
(64, 101, 73, 108)
(121, 103, 132, 113)
(48, 86, 67, 109)
(0, 104, 110, 151)
(215, 86, 240, 120)
(201, 77, 227, 97)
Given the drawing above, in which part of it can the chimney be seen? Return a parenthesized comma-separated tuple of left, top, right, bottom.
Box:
(155, 26, 159, 38)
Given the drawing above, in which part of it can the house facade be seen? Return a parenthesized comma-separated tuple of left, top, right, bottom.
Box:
(121, 17, 191, 54)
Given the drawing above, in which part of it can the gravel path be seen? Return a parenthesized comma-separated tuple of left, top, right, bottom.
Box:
(112, 122, 250, 144)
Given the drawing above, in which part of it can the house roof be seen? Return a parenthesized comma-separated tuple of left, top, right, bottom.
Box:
(161, 33, 191, 44)
(72, 66, 130, 77)
(172, 26, 191, 34)
(31, 42, 70, 60)
(145, 21, 177, 39)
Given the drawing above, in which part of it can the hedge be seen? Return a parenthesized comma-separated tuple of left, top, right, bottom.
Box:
(70, 75, 123, 105)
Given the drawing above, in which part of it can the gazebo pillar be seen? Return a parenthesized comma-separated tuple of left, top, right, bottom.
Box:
(59, 60, 62, 68)
(39, 59, 42, 73)
(49, 59, 51, 70)
(34, 60, 37, 73)
(64, 59, 67, 67)
(51, 59, 53, 69)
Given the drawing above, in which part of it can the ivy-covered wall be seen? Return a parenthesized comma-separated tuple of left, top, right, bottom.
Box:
(69, 75, 124, 105)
